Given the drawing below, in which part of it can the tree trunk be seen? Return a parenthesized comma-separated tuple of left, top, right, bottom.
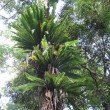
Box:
(39, 89, 64, 110)
(102, 102, 110, 110)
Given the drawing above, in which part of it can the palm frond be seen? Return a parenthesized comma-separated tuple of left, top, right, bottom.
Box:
(14, 83, 43, 92)
(12, 4, 46, 50)
(25, 72, 45, 84)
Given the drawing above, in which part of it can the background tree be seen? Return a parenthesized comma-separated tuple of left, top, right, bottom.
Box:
(60, 0, 110, 109)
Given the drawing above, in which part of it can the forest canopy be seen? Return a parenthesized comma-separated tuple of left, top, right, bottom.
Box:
(0, 0, 110, 110)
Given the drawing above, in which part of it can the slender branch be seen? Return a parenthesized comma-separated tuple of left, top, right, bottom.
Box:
(0, 1, 11, 10)
(0, 12, 17, 22)
(81, 65, 99, 89)
(5, 13, 17, 22)
(0, 15, 7, 19)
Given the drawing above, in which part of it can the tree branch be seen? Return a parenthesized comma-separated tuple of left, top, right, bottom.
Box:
(81, 64, 99, 89)
(0, 1, 11, 10)
(0, 13, 17, 22)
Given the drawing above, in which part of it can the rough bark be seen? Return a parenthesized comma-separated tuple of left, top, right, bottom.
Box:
(39, 89, 64, 110)
(102, 102, 110, 110)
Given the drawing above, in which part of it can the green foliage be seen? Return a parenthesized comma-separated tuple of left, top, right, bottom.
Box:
(9, 1, 108, 110)
(0, 45, 12, 67)
(12, 4, 45, 50)
(49, 0, 58, 6)
(11, 2, 89, 109)
(14, 83, 41, 92)
(0, 45, 6, 66)
(25, 72, 45, 83)
(60, 0, 110, 109)
(12, 3, 70, 50)
(11, 48, 27, 60)
(6, 103, 26, 110)
(7, 70, 39, 110)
